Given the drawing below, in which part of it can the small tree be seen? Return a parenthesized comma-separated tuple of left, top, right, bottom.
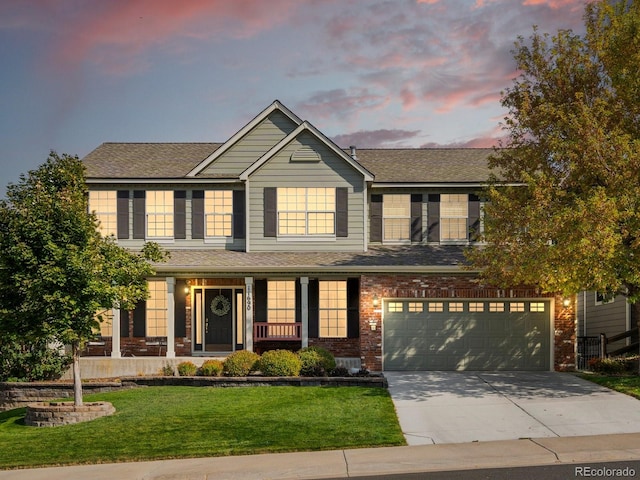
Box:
(0, 152, 166, 405)
(467, 0, 640, 367)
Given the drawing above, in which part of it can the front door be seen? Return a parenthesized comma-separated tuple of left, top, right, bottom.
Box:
(204, 288, 233, 352)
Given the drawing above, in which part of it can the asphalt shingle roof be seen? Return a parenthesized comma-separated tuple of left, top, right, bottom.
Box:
(83, 143, 494, 183)
(153, 245, 471, 274)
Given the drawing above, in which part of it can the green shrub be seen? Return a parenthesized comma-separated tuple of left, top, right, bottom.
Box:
(298, 346, 336, 376)
(160, 363, 175, 376)
(198, 359, 224, 377)
(0, 335, 71, 382)
(329, 366, 350, 377)
(177, 361, 198, 376)
(259, 349, 302, 376)
(224, 350, 260, 376)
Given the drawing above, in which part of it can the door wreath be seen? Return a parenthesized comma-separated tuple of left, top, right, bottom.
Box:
(210, 294, 231, 316)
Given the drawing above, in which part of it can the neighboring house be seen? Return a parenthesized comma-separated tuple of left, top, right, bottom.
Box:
(577, 292, 637, 359)
(82, 100, 575, 372)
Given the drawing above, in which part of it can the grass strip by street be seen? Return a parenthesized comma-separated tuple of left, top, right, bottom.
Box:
(0, 385, 405, 469)
(580, 374, 640, 400)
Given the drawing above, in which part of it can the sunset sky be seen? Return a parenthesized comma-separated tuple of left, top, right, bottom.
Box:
(0, 0, 588, 195)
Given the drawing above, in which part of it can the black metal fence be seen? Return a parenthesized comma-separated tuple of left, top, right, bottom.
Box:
(577, 336, 601, 370)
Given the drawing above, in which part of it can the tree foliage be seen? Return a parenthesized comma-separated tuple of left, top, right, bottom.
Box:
(0, 152, 166, 401)
(467, 0, 640, 303)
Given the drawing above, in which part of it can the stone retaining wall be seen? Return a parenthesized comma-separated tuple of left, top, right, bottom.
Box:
(25, 402, 115, 427)
(1, 376, 387, 411)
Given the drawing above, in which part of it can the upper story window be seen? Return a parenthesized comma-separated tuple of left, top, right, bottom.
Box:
(383, 194, 410, 242)
(440, 194, 468, 241)
(146, 191, 174, 239)
(277, 187, 335, 236)
(88, 190, 117, 237)
(205, 190, 233, 237)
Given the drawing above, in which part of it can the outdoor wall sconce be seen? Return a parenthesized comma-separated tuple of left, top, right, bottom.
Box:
(372, 295, 379, 308)
(184, 286, 190, 295)
(562, 298, 571, 308)
(369, 320, 377, 331)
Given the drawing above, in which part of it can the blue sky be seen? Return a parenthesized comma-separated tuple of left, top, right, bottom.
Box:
(0, 0, 586, 196)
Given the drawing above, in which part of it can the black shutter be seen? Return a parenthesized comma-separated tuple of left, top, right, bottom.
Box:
(370, 194, 383, 242)
(117, 191, 129, 240)
(427, 194, 440, 243)
(192, 190, 204, 239)
(174, 279, 187, 337)
(468, 194, 481, 241)
(336, 187, 348, 237)
(308, 279, 319, 338)
(132, 301, 146, 337)
(119, 309, 130, 337)
(411, 193, 423, 242)
(254, 279, 267, 323)
(347, 278, 360, 339)
(174, 191, 186, 240)
(264, 187, 277, 237)
(233, 190, 245, 239)
(133, 191, 145, 239)
(295, 279, 302, 322)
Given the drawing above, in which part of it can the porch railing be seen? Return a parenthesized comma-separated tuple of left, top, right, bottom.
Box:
(254, 322, 302, 341)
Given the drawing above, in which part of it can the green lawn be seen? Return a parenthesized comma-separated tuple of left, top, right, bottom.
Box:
(0, 386, 405, 469)
(580, 374, 640, 400)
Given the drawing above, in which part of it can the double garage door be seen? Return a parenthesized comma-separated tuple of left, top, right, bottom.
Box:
(383, 299, 551, 371)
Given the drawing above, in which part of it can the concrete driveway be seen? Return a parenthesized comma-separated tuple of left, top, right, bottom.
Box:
(385, 371, 640, 445)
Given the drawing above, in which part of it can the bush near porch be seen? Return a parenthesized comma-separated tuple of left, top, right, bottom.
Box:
(0, 386, 405, 468)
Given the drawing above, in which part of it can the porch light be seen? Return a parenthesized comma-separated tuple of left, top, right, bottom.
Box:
(372, 295, 379, 308)
(184, 286, 190, 295)
(562, 298, 571, 308)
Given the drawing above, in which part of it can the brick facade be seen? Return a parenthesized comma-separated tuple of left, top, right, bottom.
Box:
(83, 274, 576, 374)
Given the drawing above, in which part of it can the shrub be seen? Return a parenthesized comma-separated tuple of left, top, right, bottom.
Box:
(298, 346, 336, 376)
(160, 363, 175, 376)
(224, 350, 260, 376)
(0, 335, 71, 382)
(589, 357, 627, 375)
(177, 361, 198, 376)
(258, 349, 302, 376)
(329, 366, 350, 377)
(198, 359, 224, 377)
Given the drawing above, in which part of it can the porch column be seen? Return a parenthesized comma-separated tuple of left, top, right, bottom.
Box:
(245, 277, 254, 351)
(166, 277, 176, 358)
(300, 277, 309, 348)
(111, 307, 121, 358)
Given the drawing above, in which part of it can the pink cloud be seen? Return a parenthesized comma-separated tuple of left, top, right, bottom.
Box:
(295, 88, 389, 121)
(523, 0, 585, 10)
(11, 0, 299, 76)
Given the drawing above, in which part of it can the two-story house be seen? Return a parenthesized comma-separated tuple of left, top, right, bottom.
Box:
(81, 100, 575, 375)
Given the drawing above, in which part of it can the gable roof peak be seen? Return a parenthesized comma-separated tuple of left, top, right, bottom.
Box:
(186, 100, 303, 177)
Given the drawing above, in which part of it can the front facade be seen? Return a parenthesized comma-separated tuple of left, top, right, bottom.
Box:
(83, 101, 576, 371)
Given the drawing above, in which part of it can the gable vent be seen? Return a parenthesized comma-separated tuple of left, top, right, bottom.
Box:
(291, 146, 320, 162)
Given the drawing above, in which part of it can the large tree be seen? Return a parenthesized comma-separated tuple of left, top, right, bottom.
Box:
(467, 1, 640, 333)
(0, 152, 166, 405)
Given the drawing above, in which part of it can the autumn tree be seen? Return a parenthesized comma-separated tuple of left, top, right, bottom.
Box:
(0, 153, 166, 405)
(468, 0, 640, 336)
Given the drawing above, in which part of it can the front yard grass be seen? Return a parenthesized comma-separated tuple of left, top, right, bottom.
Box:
(0, 386, 405, 469)
(580, 374, 640, 400)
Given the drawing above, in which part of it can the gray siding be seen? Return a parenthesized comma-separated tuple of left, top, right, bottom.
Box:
(200, 111, 298, 177)
(577, 291, 629, 352)
(248, 131, 365, 252)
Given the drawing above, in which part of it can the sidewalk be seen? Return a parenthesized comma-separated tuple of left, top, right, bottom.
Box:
(2, 433, 640, 480)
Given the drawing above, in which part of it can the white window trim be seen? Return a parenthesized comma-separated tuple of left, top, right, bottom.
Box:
(276, 187, 336, 238)
(440, 193, 469, 243)
(383, 194, 411, 244)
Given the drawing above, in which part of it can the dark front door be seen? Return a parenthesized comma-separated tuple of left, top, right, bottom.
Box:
(204, 288, 233, 351)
